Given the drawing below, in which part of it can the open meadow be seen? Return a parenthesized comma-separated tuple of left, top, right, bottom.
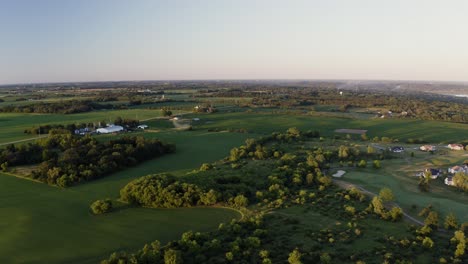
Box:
(0, 129, 249, 264)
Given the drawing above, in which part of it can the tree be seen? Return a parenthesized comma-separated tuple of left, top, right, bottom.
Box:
(357, 160, 367, 168)
(1, 162, 8, 172)
(379, 187, 394, 202)
(453, 172, 468, 192)
(367, 145, 375, 154)
(389, 207, 403, 221)
(199, 163, 213, 171)
(371, 196, 386, 218)
(338, 146, 349, 160)
(286, 127, 301, 138)
(232, 195, 249, 208)
(424, 211, 439, 229)
(199, 189, 218, 205)
(288, 248, 302, 264)
(418, 172, 431, 192)
(422, 237, 434, 248)
(90, 199, 113, 214)
(444, 213, 458, 230)
(164, 249, 182, 264)
(114, 116, 123, 125)
(162, 108, 173, 117)
(373, 160, 381, 169)
(361, 133, 368, 141)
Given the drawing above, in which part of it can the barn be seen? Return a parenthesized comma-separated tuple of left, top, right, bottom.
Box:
(96, 125, 124, 134)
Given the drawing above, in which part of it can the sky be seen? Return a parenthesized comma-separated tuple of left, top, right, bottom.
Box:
(0, 0, 467, 84)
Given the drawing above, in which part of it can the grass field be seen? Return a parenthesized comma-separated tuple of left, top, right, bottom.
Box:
(191, 111, 468, 143)
(342, 157, 468, 222)
(1, 105, 467, 263)
(0, 130, 249, 264)
(0, 109, 171, 144)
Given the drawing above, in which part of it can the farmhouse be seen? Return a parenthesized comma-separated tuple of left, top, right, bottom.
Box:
(96, 125, 124, 134)
(137, 124, 148, 129)
(448, 165, 468, 174)
(416, 168, 441, 179)
(447, 143, 464, 150)
(420, 145, 436, 152)
(389, 146, 404, 153)
(425, 168, 442, 179)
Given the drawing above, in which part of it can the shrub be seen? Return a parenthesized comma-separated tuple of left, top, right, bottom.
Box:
(90, 199, 113, 215)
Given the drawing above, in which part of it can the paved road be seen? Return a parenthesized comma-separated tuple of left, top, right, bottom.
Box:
(333, 179, 425, 226)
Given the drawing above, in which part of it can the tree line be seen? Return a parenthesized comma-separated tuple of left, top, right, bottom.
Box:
(0, 132, 175, 186)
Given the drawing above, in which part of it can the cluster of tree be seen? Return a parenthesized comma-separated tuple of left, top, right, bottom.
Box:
(99, 128, 468, 263)
(120, 174, 219, 208)
(368, 195, 403, 222)
(0, 100, 114, 114)
(113, 117, 140, 128)
(90, 199, 113, 214)
(0, 132, 175, 186)
(228, 128, 320, 162)
(453, 172, 468, 192)
(24, 123, 91, 135)
(209, 86, 468, 123)
(101, 216, 276, 264)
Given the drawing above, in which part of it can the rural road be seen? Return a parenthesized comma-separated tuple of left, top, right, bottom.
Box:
(333, 179, 425, 226)
(0, 135, 48, 146)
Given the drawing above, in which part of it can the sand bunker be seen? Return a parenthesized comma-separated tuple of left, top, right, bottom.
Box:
(332, 170, 346, 178)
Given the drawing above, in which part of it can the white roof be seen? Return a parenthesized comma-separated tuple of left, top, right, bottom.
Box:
(96, 125, 124, 133)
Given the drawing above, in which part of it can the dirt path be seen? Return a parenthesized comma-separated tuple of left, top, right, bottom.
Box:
(0, 135, 48, 146)
(139, 111, 193, 122)
(333, 179, 425, 226)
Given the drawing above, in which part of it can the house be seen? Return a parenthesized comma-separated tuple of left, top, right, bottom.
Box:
(137, 124, 148, 129)
(445, 176, 455, 186)
(193, 118, 200, 121)
(74, 127, 91, 135)
(420, 145, 436, 152)
(448, 144, 464, 151)
(448, 165, 468, 174)
(96, 125, 124, 134)
(424, 168, 442, 179)
(389, 146, 405, 153)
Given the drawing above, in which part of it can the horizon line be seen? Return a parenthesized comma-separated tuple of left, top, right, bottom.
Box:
(2, 77, 468, 87)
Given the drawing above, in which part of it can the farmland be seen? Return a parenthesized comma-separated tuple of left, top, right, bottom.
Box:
(0, 83, 467, 263)
(0, 129, 247, 264)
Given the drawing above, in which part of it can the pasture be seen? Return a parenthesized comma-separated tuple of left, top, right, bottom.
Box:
(191, 111, 468, 143)
(0, 130, 248, 264)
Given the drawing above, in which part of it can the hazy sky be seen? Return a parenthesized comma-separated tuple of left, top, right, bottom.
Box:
(1, 0, 467, 84)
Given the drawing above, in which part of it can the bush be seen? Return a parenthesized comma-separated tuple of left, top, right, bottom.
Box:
(90, 199, 113, 215)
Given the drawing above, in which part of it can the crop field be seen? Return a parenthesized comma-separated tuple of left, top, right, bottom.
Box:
(0, 129, 248, 264)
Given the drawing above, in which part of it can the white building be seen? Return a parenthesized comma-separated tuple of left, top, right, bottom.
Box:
(448, 165, 468, 174)
(448, 144, 464, 151)
(96, 125, 124, 134)
(445, 177, 455, 186)
(137, 124, 148, 129)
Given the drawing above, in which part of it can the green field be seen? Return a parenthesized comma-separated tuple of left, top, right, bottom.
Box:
(326, 143, 468, 222)
(0, 109, 171, 144)
(191, 111, 468, 143)
(0, 130, 249, 264)
(1, 103, 468, 263)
